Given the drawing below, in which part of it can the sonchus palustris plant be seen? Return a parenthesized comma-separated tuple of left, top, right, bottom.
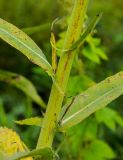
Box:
(0, 0, 123, 159)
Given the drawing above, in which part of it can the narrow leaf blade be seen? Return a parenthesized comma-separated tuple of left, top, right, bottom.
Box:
(59, 72, 123, 130)
(0, 18, 53, 76)
(15, 117, 43, 126)
(0, 70, 46, 108)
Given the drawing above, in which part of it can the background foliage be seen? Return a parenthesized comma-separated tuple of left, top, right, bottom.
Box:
(0, 0, 123, 159)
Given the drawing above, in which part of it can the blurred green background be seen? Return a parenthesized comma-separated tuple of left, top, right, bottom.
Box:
(0, 0, 123, 159)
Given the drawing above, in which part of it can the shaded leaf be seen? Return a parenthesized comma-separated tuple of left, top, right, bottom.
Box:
(96, 107, 123, 130)
(0, 98, 7, 125)
(67, 75, 94, 97)
(96, 48, 108, 60)
(82, 140, 115, 160)
(62, 118, 98, 158)
(83, 35, 108, 63)
(0, 70, 46, 109)
(0, 18, 53, 77)
(15, 117, 43, 126)
(83, 45, 100, 63)
(59, 72, 123, 130)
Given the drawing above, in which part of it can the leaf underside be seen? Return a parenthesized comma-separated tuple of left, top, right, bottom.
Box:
(0, 70, 46, 108)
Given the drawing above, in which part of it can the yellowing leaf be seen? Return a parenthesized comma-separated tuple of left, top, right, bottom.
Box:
(15, 117, 43, 126)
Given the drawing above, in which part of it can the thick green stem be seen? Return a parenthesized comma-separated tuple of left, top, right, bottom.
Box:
(37, 0, 89, 148)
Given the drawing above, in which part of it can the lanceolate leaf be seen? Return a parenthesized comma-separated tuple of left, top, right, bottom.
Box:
(59, 72, 123, 131)
(0, 70, 46, 109)
(0, 18, 53, 77)
(15, 117, 43, 126)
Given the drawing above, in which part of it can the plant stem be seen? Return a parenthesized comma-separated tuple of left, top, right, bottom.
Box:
(37, 0, 89, 148)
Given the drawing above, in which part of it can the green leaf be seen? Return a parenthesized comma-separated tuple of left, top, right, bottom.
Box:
(67, 75, 94, 97)
(7, 147, 55, 160)
(83, 45, 101, 63)
(96, 48, 108, 60)
(82, 140, 115, 160)
(63, 118, 98, 158)
(59, 71, 123, 131)
(15, 117, 43, 126)
(0, 98, 7, 125)
(0, 70, 46, 109)
(0, 18, 53, 77)
(96, 107, 123, 130)
(83, 35, 108, 63)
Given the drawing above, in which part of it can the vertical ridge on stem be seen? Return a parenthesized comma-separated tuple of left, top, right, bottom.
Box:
(37, 0, 89, 148)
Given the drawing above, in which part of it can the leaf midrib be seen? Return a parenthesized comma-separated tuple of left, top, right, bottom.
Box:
(61, 83, 123, 125)
(0, 27, 50, 66)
